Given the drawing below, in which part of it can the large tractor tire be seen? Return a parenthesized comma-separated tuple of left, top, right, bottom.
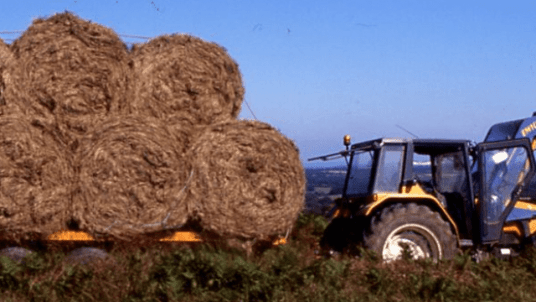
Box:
(363, 203, 458, 262)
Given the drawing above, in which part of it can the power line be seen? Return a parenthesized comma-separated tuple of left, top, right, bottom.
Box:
(396, 124, 419, 139)
(244, 99, 258, 120)
(0, 32, 149, 46)
(0, 30, 23, 35)
(118, 34, 151, 40)
(0, 30, 151, 40)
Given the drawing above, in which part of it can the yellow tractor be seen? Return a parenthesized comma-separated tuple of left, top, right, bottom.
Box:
(311, 115, 536, 261)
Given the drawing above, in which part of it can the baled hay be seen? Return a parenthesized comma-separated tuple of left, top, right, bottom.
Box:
(0, 38, 14, 114)
(0, 38, 10, 61)
(188, 120, 305, 240)
(0, 38, 11, 71)
(165, 111, 198, 149)
(0, 116, 74, 239)
(127, 34, 244, 124)
(73, 115, 193, 239)
(5, 12, 129, 148)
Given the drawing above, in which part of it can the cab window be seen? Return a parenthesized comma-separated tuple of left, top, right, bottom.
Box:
(374, 145, 405, 193)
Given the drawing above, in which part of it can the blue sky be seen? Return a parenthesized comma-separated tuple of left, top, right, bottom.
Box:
(1, 1, 535, 167)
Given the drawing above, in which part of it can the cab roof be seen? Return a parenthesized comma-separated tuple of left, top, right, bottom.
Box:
(309, 137, 473, 162)
(349, 137, 472, 150)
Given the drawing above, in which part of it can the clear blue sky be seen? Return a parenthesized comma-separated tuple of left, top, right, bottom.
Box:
(1, 1, 535, 167)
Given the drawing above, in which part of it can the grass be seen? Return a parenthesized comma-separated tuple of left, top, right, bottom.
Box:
(2, 214, 536, 301)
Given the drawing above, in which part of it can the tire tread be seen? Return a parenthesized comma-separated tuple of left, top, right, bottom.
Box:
(363, 203, 458, 261)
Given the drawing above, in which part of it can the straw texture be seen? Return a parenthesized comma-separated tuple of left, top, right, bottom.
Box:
(188, 120, 305, 240)
(4, 12, 129, 149)
(0, 115, 74, 239)
(72, 115, 192, 239)
(0, 38, 14, 114)
(127, 34, 244, 124)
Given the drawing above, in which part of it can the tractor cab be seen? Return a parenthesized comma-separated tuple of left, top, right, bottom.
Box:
(485, 113, 536, 201)
(311, 136, 536, 260)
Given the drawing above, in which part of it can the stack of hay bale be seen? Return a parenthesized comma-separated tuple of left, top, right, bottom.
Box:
(0, 12, 304, 242)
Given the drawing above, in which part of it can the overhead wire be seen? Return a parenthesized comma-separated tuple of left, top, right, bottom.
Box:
(0, 30, 23, 34)
(118, 33, 151, 40)
(0, 30, 151, 43)
(0, 30, 22, 43)
(244, 99, 258, 120)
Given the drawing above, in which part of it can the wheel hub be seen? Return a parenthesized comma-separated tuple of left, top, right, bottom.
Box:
(384, 233, 428, 260)
(382, 223, 442, 262)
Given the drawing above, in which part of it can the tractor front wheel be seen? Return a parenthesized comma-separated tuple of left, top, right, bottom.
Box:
(363, 203, 458, 262)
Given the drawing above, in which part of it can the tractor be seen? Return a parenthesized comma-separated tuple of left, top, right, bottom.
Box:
(311, 115, 536, 261)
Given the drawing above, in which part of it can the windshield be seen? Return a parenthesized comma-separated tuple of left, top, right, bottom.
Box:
(345, 150, 375, 196)
(345, 144, 406, 196)
(482, 146, 530, 223)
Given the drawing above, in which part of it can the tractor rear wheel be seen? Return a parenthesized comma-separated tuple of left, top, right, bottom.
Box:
(363, 203, 457, 262)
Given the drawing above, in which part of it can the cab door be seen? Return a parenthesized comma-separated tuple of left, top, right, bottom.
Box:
(477, 139, 535, 244)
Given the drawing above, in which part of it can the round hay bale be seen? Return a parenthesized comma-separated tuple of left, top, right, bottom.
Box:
(73, 115, 193, 239)
(188, 120, 305, 240)
(127, 34, 244, 124)
(4, 12, 129, 149)
(0, 115, 74, 239)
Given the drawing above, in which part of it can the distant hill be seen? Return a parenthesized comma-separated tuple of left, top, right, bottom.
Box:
(304, 166, 346, 216)
(305, 166, 346, 194)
